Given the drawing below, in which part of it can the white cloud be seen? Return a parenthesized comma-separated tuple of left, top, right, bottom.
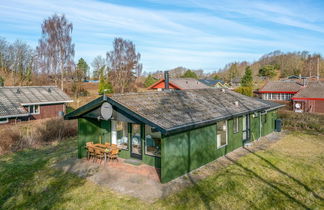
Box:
(0, 0, 323, 72)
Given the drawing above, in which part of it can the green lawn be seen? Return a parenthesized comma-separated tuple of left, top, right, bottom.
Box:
(0, 132, 323, 209)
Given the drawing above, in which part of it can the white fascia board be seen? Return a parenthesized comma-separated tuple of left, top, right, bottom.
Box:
(21, 100, 74, 106)
(0, 113, 30, 119)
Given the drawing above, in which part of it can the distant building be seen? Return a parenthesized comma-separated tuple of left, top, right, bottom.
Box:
(257, 80, 324, 113)
(147, 78, 209, 91)
(258, 80, 303, 101)
(0, 86, 73, 125)
(198, 79, 229, 88)
(230, 78, 241, 87)
(292, 81, 324, 113)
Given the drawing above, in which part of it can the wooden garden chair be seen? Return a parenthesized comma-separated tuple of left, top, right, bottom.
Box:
(87, 146, 95, 161)
(108, 149, 119, 162)
(94, 147, 105, 164)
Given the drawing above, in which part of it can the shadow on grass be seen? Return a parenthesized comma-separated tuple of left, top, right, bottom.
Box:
(225, 155, 312, 209)
(243, 147, 323, 201)
(0, 141, 85, 209)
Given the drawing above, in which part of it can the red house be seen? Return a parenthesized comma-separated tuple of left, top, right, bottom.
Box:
(258, 80, 303, 101)
(0, 86, 73, 124)
(292, 81, 324, 113)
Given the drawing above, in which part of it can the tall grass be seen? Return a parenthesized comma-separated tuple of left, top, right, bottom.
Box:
(0, 118, 77, 155)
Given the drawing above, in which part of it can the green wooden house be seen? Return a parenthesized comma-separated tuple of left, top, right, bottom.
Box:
(65, 88, 283, 183)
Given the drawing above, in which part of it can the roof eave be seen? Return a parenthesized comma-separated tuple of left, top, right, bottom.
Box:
(0, 113, 30, 119)
(21, 100, 73, 106)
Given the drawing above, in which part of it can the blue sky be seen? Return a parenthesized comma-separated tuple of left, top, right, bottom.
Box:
(1, 0, 324, 73)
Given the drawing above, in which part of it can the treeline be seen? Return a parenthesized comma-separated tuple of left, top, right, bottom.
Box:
(215, 51, 324, 82)
(0, 39, 36, 85)
(0, 14, 143, 96)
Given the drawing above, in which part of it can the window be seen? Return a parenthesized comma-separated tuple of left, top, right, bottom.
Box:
(242, 115, 247, 141)
(131, 124, 142, 156)
(0, 118, 9, 124)
(216, 120, 227, 148)
(145, 125, 161, 157)
(28, 105, 40, 114)
(111, 120, 128, 150)
(233, 117, 239, 133)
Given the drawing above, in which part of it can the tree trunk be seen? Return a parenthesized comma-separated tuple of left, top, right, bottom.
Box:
(61, 63, 64, 90)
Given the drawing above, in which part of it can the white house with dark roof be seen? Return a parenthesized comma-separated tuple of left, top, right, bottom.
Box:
(0, 86, 72, 124)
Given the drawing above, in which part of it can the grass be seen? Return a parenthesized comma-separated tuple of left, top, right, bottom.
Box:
(0, 132, 323, 209)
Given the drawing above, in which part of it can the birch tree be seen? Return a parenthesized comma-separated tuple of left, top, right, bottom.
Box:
(106, 38, 142, 93)
(37, 14, 75, 89)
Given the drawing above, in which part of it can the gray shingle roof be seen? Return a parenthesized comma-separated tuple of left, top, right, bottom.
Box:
(170, 78, 209, 89)
(0, 86, 72, 118)
(259, 80, 302, 92)
(292, 81, 324, 99)
(66, 88, 282, 134)
(110, 88, 272, 133)
(198, 79, 225, 86)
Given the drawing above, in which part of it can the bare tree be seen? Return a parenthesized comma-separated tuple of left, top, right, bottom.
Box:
(106, 38, 142, 93)
(37, 14, 75, 90)
(91, 55, 106, 79)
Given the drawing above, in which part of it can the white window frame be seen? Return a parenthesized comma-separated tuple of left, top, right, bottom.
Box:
(144, 125, 161, 157)
(216, 120, 228, 149)
(28, 105, 40, 115)
(0, 118, 9, 124)
(233, 117, 239, 133)
(111, 120, 129, 150)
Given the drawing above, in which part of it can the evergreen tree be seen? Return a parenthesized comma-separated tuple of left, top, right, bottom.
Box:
(213, 74, 220, 80)
(144, 74, 158, 88)
(98, 71, 113, 94)
(259, 65, 277, 78)
(241, 66, 253, 87)
(181, 70, 198, 79)
(76, 58, 89, 80)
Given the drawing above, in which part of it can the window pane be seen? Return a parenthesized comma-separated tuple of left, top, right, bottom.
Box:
(145, 125, 161, 157)
(233, 117, 239, 133)
(242, 115, 246, 131)
(113, 120, 128, 150)
(29, 106, 34, 113)
(131, 124, 141, 155)
(0, 118, 8, 124)
(35, 105, 39, 113)
(216, 121, 227, 148)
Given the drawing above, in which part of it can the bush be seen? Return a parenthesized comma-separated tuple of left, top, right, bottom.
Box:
(143, 75, 158, 88)
(234, 86, 253, 96)
(0, 118, 77, 155)
(278, 110, 324, 133)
